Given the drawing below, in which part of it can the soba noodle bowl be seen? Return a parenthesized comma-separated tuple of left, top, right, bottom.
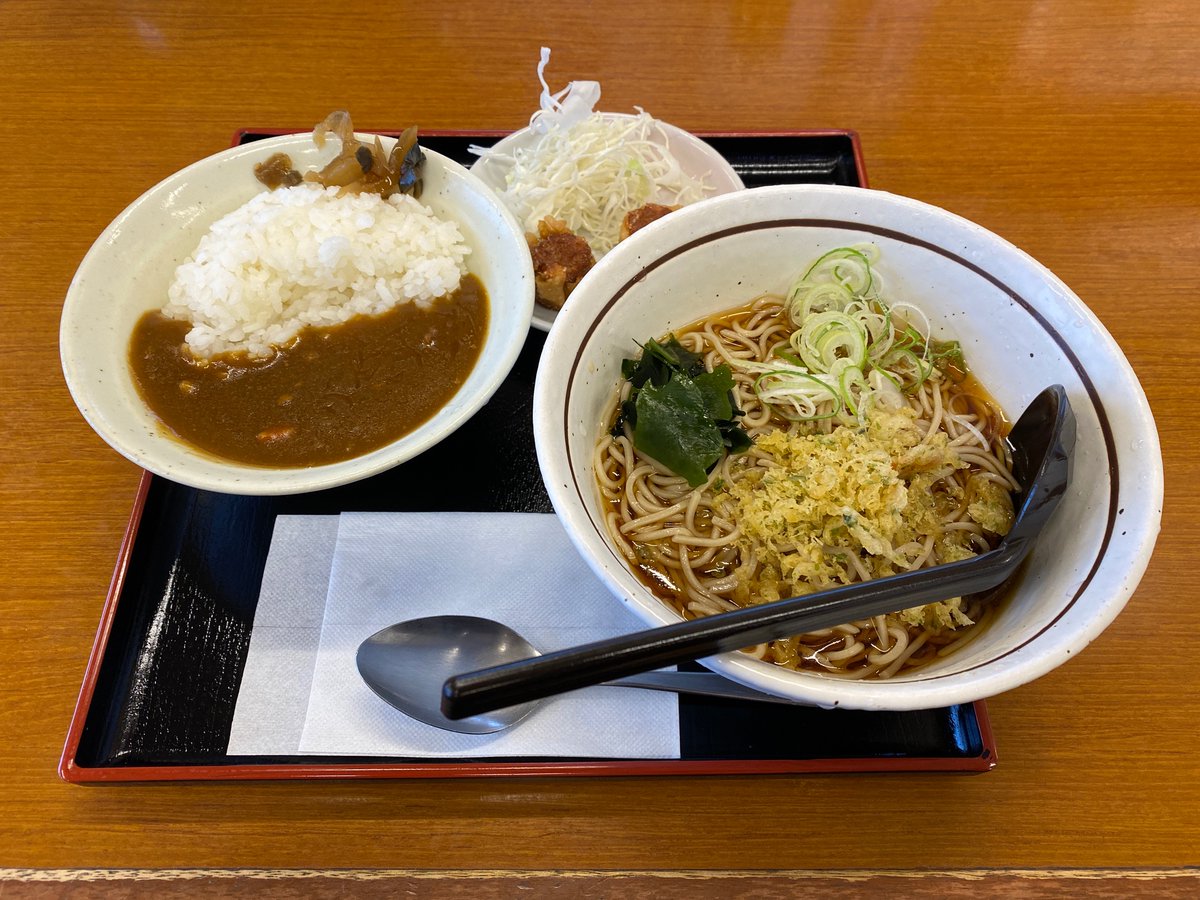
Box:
(594, 245, 1019, 679)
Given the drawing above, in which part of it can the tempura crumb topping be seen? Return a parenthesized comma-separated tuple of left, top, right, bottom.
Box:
(726, 406, 1014, 630)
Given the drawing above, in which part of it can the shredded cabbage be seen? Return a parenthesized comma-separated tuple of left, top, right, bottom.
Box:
(471, 48, 710, 256)
(530, 46, 599, 135)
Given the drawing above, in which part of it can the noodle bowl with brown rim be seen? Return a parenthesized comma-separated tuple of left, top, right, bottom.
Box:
(594, 280, 1020, 680)
(534, 184, 1159, 710)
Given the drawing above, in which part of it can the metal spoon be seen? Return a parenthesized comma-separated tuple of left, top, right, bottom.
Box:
(357, 615, 804, 734)
(442, 384, 1076, 722)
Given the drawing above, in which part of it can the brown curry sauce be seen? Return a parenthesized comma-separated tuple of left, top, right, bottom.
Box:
(129, 274, 488, 467)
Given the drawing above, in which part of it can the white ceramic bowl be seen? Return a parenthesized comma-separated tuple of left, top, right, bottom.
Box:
(61, 133, 535, 495)
(470, 113, 744, 332)
(534, 183, 1162, 711)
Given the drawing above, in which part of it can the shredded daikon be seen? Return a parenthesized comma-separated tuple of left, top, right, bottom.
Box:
(470, 48, 711, 257)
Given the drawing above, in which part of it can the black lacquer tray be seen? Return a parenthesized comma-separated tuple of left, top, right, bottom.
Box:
(61, 130, 996, 782)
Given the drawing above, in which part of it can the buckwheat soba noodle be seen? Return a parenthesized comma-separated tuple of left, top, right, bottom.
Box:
(594, 245, 1020, 679)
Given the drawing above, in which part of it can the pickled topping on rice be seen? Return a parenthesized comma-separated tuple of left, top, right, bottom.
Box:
(254, 111, 425, 199)
(253, 153, 303, 189)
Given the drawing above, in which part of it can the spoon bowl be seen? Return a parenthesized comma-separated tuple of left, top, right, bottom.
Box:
(357, 616, 540, 734)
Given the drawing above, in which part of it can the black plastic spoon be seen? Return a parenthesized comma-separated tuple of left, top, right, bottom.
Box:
(442, 384, 1075, 721)
(358, 616, 814, 735)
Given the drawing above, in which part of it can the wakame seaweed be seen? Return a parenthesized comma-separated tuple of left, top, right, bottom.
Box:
(613, 336, 752, 487)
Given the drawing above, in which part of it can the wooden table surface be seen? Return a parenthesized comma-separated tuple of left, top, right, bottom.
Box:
(3, 0, 1197, 885)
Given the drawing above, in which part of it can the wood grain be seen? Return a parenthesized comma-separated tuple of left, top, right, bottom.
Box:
(2, 0, 1197, 873)
(3, 870, 1200, 899)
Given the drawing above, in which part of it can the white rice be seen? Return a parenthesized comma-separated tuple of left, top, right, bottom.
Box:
(164, 184, 470, 358)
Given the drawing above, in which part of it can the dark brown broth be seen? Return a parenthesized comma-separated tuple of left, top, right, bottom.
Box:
(129, 274, 488, 467)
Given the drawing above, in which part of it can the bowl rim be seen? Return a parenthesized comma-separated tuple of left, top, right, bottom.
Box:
(533, 182, 1163, 710)
(469, 111, 746, 334)
(60, 133, 535, 495)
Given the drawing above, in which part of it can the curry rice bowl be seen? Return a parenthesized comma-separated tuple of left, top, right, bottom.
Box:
(60, 133, 535, 495)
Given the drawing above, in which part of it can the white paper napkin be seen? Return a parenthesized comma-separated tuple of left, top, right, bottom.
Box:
(227, 515, 340, 756)
(297, 512, 681, 758)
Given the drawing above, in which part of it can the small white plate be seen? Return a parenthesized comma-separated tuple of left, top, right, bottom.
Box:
(470, 114, 744, 332)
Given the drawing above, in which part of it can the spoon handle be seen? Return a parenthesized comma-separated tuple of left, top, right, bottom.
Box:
(605, 671, 812, 705)
(442, 542, 1024, 720)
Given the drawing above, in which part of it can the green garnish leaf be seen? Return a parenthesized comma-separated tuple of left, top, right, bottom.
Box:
(616, 338, 752, 486)
(720, 420, 754, 453)
(692, 365, 736, 421)
(634, 375, 725, 487)
(644, 336, 705, 376)
(622, 336, 705, 389)
(929, 338, 967, 376)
